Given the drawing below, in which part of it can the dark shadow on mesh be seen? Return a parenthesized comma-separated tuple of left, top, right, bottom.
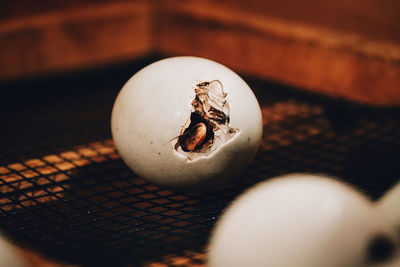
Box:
(1, 59, 400, 266)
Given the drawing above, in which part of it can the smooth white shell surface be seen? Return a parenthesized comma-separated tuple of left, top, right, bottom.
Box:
(0, 235, 28, 267)
(378, 181, 400, 232)
(111, 57, 262, 190)
(208, 174, 398, 267)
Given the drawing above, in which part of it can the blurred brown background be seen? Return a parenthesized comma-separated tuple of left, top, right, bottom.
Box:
(1, 0, 400, 105)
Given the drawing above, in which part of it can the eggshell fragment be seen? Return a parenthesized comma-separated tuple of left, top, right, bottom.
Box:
(208, 174, 398, 267)
(111, 57, 262, 190)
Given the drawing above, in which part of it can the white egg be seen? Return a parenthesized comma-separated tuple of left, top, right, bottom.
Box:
(208, 174, 398, 267)
(377, 181, 400, 233)
(378, 256, 400, 267)
(0, 235, 28, 267)
(111, 57, 263, 190)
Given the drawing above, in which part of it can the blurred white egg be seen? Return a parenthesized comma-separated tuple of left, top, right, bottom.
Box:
(111, 57, 262, 191)
(378, 181, 400, 233)
(0, 234, 27, 267)
(208, 174, 398, 267)
(378, 256, 400, 267)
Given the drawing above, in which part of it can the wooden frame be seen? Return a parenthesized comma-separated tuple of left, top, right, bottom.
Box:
(1, 0, 399, 105)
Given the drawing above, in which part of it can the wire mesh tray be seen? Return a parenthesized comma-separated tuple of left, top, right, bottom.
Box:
(1, 64, 400, 266)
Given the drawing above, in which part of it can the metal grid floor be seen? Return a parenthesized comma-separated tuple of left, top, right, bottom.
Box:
(1, 61, 400, 266)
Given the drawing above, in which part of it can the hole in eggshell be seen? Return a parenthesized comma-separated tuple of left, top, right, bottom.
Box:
(178, 112, 214, 152)
(173, 80, 238, 160)
(366, 234, 396, 263)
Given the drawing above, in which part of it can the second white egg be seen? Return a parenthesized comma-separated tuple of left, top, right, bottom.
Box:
(208, 174, 398, 267)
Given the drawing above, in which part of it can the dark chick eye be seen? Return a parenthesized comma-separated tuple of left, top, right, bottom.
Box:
(366, 234, 396, 263)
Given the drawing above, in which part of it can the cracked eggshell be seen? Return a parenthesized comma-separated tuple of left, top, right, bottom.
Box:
(111, 57, 262, 190)
(208, 174, 398, 267)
